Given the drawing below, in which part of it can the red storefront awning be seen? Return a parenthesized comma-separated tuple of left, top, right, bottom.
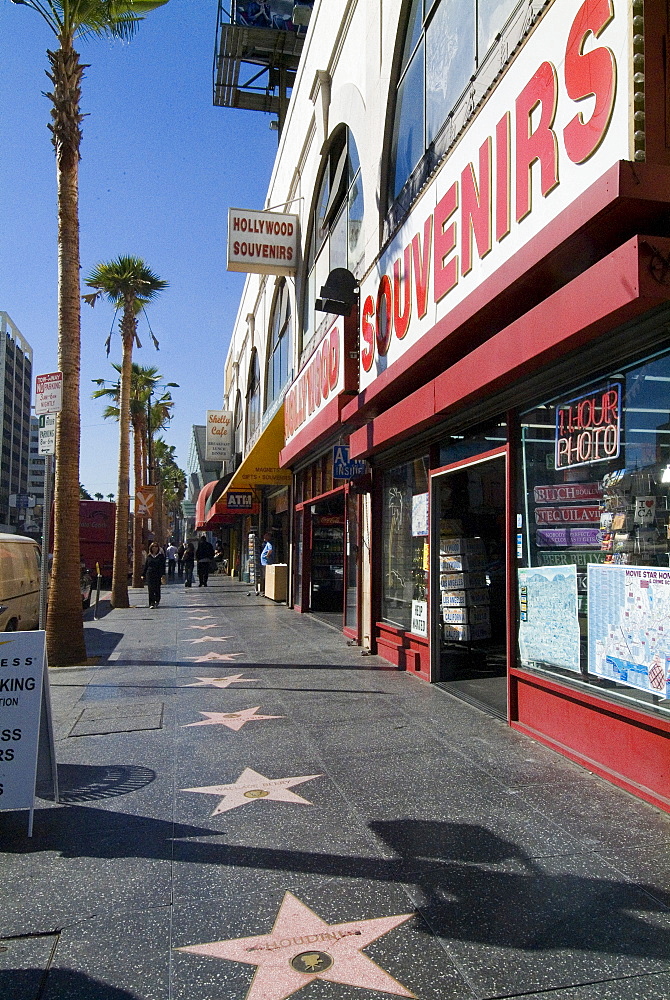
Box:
(194, 480, 218, 531)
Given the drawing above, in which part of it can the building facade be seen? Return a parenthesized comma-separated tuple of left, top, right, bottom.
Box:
(220, 0, 670, 811)
(0, 313, 33, 533)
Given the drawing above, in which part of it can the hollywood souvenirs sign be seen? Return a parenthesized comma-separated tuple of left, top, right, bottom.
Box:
(359, 0, 632, 389)
(284, 318, 344, 444)
(227, 208, 298, 276)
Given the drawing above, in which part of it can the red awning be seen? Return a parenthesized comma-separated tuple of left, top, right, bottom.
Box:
(195, 480, 218, 531)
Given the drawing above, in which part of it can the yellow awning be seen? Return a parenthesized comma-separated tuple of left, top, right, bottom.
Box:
(226, 405, 291, 491)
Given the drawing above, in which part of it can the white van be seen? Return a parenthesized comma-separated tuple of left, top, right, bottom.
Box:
(0, 533, 41, 632)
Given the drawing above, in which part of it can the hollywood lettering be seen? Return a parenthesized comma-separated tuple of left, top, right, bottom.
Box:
(231, 215, 295, 262)
(361, 0, 617, 372)
(285, 322, 341, 440)
(555, 384, 620, 469)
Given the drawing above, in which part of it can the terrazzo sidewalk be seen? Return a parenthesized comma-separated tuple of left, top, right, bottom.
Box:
(0, 576, 668, 1000)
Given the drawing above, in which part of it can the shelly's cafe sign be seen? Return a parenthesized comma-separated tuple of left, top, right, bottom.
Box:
(359, 0, 633, 389)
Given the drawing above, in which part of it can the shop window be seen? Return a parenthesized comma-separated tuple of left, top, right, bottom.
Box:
(389, 0, 521, 205)
(245, 351, 261, 447)
(518, 349, 670, 719)
(302, 128, 364, 354)
(381, 457, 429, 630)
(265, 280, 292, 412)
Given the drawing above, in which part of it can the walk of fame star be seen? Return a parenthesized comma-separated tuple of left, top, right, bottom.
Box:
(186, 624, 230, 630)
(182, 707, 283, 732)
(187, 636, 234, 644)
(188, 615, 217, 620)
(184, 674, 257, 688)
(177, 891, 416, 1000)
(186, 652, 244, 663)
(181, 767, 322, 815)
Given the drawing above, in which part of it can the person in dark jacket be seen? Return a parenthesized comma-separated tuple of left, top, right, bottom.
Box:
(196, 535, 215, 587)
(143, 542, 166, 608)
(177, 542, 185, 579)
(183, 541, 195, 588)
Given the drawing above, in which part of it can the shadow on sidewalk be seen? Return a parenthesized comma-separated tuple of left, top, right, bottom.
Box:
(47, 764, 156, 804)
(0, 968, 144, 999)
(1, 808, 668, 961)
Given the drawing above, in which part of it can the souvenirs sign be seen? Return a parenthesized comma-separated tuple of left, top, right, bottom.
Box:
(227, 209, 298, 276)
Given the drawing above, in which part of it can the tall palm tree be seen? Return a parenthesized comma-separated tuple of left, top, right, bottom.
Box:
(92, 362, 175, 586)
(85, 256, 168, 607)
(11, 0, 169, 665)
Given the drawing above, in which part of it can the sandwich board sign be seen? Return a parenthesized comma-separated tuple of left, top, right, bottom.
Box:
(0, 631, 58, 836)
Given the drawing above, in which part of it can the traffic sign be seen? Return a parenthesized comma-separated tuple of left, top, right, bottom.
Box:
(38, 414, 56, 455)
(35, 372, 63, 415)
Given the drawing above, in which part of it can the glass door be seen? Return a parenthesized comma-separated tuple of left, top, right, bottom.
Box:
(344, 491, 360, 636)
(431, 451, 508, 718)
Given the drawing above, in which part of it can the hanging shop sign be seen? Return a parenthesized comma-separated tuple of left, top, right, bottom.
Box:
(285, 319, 344, 444)
(226, 489, 256, 511)
(206, 410, 233, 463)
(358, 0, 631, 389)
(227, 208, 298, 276)
(333, 445, 368, 480)
(555, 385, 621, 470)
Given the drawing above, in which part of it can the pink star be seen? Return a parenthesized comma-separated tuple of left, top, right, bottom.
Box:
(181, 767, 322, 815)
(184, 673, 256, 687)
(186, 624, 230, 631)
(182, 707, 283, 732)
(187, 636, 234, 644)
(177, 891, 415, 999)
(186, 652, 244, 663)
(187, 615, 217, 620)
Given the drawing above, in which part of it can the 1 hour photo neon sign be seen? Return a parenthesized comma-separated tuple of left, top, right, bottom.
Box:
(555, 384, 621, 469)
(359, 0, 629, 386)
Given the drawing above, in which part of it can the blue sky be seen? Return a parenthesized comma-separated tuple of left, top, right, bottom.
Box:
(0, 0, 278, 496)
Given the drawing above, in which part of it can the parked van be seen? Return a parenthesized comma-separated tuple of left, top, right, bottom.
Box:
(0, 533, 41, 632)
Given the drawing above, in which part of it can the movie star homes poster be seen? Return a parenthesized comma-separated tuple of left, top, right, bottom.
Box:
(588, 565, 670, 699)
(518, 565, 580, 672)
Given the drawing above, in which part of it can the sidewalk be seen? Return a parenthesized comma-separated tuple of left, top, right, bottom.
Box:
(1, 575, 668, 1000)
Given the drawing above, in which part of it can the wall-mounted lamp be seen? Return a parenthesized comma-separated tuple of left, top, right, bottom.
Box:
(315, 268, 358, 316)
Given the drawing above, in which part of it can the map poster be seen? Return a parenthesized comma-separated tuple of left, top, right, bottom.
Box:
(518, 565, 580, 672)
(588, 565, 670, 699)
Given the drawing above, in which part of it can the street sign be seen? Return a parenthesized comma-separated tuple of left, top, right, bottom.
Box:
(333, 445, 368, 480)
(35, 372, 63, 415)
(38, 414, 56, 455)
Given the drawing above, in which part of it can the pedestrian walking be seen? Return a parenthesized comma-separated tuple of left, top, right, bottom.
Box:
(183, 541, 195, 588)
(166, 541, 178, 580)
(143, 541, 166, 608)
(196, 534, 215, 587)
(177, 541, 185, 579)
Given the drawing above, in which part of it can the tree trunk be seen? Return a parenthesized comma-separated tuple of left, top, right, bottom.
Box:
(46, 40, 87, 667)
(131, 416, 143, 588)
(111, 306, 133, 608)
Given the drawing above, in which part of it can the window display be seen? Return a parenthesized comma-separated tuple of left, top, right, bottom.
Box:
(381, 457, 429, 630)
(518, 349, 670, 717)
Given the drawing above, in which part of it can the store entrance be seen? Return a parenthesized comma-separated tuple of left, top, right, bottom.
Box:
(309, 494, 345, 623)
(431, 453, 508, 719)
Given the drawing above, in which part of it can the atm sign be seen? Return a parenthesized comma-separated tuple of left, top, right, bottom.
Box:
(227, 491, 254, 510)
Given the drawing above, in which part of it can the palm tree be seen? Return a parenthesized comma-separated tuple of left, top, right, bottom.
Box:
(94, 493, 104, 501)
(86, 257, 168, 606)
(92, 362, 175, 586)
(10, 0, 169, 664)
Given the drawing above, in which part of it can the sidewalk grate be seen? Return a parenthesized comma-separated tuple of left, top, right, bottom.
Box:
(68, 700, 164, 737)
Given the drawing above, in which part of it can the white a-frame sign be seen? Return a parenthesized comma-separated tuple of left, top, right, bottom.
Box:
(0, 631, 58, 836)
